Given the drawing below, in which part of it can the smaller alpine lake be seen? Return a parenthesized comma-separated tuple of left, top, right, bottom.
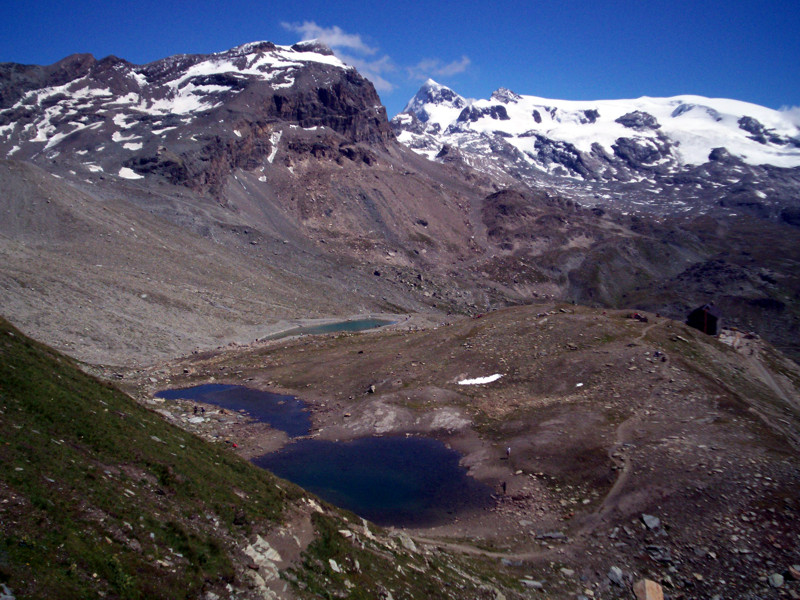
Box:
(264, 318, 395, 341)
(156, 384, 492, 527)
(155, 383, 311, 438)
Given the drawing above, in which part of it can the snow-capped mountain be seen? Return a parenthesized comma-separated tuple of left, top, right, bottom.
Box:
(392, 80, 800, 217)
(0, 40, 390, 189)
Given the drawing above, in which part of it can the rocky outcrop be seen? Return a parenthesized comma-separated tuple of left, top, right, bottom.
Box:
(457, 104, 510, 122)
(615, 110, 661, 130)
(738, 115, 799, 146)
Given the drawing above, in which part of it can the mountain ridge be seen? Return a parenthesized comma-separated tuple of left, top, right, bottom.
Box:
(2, 41, 800, 365)
(392, 79, 800, 220)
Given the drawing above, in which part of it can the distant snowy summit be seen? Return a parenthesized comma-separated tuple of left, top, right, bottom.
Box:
(394, 79, 800, 170)
(392, 80, 800, 216)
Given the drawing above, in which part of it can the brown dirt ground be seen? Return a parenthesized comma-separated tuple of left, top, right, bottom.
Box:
(119, 305, 800, 598)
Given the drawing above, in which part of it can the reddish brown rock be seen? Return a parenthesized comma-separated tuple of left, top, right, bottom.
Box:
(634, 579, 664, 600)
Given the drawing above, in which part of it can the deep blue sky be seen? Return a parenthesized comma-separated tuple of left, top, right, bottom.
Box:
(3, 0, 798, 117)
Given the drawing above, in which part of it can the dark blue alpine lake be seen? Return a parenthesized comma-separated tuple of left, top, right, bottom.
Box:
(157, 384, 492, 526)
(253, 436, 492, 527)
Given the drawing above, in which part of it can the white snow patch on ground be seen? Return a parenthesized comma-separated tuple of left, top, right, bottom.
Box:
(267, 130, 282, 163)
(112, 131, 139, 143)
(273, 77, 295, 89)
(113, 113, 136, 128)
(131, 71, 148, 88)
(122, 142, 143, 151)
(151, 126, 177, 136)
(458, 374, 503, 385)
(118, 167, 143, 179)
(84, 164, 103, 173)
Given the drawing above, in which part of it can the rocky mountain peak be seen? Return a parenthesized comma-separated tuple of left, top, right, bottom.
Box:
(490, 87, 521, 104)
(0, 40, 393, 191)
(402, 79, 467, 122)
(225, 40, 279, 55)
(290, 40, 335, 56)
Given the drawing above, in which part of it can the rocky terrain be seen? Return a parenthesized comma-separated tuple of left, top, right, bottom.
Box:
(2, 42, 800, 366)
(113, 304, 800, 600)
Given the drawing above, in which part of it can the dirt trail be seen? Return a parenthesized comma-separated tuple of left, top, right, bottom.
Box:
(409, 534, 556, 562)
(591, 415, 639, 522)
(636, 319, 663, 341)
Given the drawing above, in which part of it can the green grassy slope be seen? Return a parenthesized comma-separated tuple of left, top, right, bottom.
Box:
(0, 316, 294, 598)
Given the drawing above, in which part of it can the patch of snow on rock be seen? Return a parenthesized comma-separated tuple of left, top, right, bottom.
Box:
(118, 167, 143, 179)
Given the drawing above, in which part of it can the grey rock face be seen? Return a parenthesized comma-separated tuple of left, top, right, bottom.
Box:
(457, 105, 510, 122)
(608, 566, 625, 586)
(738, 115, 791, 145)
(641, 514, 661, 530)
(768, 573, 784, 588)
(615, 111, 661, 130)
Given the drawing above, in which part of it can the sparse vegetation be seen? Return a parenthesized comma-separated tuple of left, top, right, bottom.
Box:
(0, 317, 290, 598)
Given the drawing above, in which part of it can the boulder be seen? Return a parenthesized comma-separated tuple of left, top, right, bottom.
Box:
(768, 573, 784, 588)
(642, 514, 661, 530)
(608, 566, 625, 586)
(633, 579, 664, 600)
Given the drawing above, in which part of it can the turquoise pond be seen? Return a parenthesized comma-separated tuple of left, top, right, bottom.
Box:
(156, 384, 492, 526)
(264, 318, 395, 340)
